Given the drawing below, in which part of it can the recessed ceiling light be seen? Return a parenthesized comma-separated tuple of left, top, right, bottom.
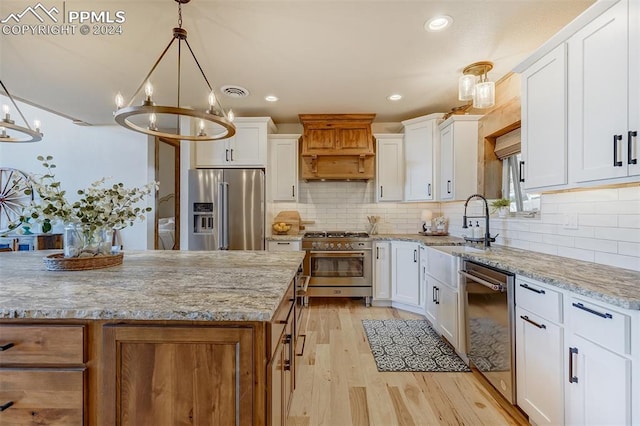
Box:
(265, 95, 279, 102)
(425, 15, 453, 32)
(387, 94, 403, 101)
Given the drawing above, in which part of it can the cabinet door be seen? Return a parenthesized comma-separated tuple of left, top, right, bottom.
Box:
(424, 275, 438, 325)
(437, 283, 458, 349)
(269, 342, 285, 426)
(439, 124, 454, 200)
(566, 334, 632, 426)
(404, 122, 436, 201)
(230, 124, 267, 166)
(629, 0, 640, 177)
(521, 43, 568, 189)
(102, 325, 255, 425)
(196, 140, 229, 166)
(269, 137, 299, 202)
(337, 126, 374, 154)
(515, 307, 563, 426)
(569, 0, 629, 182)
(373, 242, 391, 300)
(302, 126, 336, 154)
(391, 242, 420, 306)
(376, 137, 404, 202)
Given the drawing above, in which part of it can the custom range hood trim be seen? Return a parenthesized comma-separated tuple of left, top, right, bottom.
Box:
(299, 113, 376, 181)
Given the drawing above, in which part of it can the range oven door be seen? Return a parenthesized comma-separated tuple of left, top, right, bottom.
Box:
(305, 250, 371, 287)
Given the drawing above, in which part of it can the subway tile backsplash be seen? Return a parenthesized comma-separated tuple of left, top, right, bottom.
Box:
(268, 182, 640, 272)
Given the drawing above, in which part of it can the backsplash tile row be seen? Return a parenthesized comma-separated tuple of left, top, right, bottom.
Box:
(268, 182, 639, 271)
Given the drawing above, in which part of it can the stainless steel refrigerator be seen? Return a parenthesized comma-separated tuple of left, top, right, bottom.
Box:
(188, 169, 265, 250)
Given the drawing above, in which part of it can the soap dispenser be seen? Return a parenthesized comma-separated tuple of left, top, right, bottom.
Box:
(476, 221, 484, 240)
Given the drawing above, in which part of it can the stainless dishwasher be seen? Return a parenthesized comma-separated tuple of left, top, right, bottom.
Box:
(460, 260, 516, 404)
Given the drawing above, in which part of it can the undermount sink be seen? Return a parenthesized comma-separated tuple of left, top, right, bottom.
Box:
(431, 245, 485, 255)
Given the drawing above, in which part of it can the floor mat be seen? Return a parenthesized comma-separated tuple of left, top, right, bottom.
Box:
(362, 319, 471, 372)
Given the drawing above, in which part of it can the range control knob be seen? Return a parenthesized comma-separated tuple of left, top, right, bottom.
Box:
(345, 243, 352, 249)
(329, 243, 335, 249)
(337, 243, 342, 249)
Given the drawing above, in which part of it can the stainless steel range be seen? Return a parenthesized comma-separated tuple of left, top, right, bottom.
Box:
(302, 231, 372, 306)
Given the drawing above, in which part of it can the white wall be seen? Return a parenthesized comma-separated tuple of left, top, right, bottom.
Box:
(269, 181, 640, 271)
(0, 95, 155, 249)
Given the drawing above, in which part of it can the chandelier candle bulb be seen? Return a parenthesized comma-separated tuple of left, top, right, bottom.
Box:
(115, 92, 124, 109)
(149, 113, 157, 130)
(228, 109, 235, 122)
(2, 104, 9, 120)
(0, 127, 6, 138)
(33, 120, 41, 133)
(144, 81, 154, 100)
(208, 91, 216, 108)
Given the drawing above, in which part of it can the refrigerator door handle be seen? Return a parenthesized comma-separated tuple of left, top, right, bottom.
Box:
(218, 182, 230, 249)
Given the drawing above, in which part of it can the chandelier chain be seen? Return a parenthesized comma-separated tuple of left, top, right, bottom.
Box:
(178, 2, 183, 28)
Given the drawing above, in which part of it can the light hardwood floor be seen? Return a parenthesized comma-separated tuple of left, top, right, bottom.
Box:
(288, 298, 528, 426)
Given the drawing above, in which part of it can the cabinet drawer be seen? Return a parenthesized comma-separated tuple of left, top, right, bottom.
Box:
(268, 241, 302, 251)
(569, 297, 630, 355)
(0, 368, 84, 424)
(0, 325, 85, 365)
(269, 284, 295, 357)
(516, 277, 563, 323)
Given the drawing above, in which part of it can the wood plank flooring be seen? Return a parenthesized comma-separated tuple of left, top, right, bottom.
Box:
(288, 298, 528, 426)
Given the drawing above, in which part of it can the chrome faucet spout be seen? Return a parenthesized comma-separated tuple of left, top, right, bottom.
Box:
(463, 194, 491, 247)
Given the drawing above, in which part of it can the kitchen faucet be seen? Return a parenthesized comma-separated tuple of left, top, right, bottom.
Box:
(462, 194, 492, 247)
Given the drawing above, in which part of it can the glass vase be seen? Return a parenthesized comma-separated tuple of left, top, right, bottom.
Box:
(63, 223, 113, 258)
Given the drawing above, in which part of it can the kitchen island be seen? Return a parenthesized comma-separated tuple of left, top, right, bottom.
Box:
(0, 250, 305, 425)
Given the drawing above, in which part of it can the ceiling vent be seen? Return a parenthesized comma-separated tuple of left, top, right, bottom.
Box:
(220, 85, 250, 98)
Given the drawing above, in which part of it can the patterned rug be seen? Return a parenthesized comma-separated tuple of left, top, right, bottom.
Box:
(362, 319, 470, 372)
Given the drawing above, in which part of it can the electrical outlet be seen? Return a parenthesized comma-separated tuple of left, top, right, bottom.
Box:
(563, 213, 578, 230)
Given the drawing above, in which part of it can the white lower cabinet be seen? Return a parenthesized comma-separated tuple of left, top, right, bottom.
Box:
(424, 246, 460, 351)
(516, 306, 564, 426)
(267, 240, 301, 251)
(373, 242, 391, 302)
(390, 241, 420, 308)
(566, 296, 633, 426)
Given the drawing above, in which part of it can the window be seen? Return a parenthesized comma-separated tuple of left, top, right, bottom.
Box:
(503, 153, 540, 215)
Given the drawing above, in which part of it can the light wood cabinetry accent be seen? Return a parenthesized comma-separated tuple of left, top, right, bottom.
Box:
(0, 324, 86, 424)
(299, 114, 376, 180)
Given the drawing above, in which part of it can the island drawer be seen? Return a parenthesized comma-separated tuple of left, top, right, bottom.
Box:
(569, 296, 631, 355)
(269, 283, 295, 357)
(0, 325, 85, 365)
(0, 368, 84, 423)
(516, 277, 563, 323)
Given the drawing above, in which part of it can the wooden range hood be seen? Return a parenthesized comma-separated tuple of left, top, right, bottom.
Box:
(299, 113, 376, 180)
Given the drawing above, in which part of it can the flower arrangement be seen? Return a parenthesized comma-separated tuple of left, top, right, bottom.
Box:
(491, 198, 511, 217)
(11, 155, 157, 256)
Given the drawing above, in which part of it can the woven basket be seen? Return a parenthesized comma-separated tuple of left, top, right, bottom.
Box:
(43, 252, 124, 271)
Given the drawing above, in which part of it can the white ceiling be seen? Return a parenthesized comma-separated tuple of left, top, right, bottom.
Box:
(0, 0, 595, 127)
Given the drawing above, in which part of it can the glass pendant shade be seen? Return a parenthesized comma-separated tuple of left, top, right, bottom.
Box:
(473, 81, 495, 109)
(458, 74, 476, 101)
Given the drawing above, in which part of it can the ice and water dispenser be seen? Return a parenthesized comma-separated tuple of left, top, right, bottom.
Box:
(193, 202, 214, 234)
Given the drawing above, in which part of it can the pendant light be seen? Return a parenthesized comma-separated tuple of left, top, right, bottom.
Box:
(113, 0, 235, 141)
(0, 80, 43, 143)
(457, 61, 495, 109)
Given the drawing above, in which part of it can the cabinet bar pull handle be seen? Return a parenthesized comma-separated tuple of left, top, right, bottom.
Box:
(447, 180, 452, 194)
(432, 286, 437, 303)
(276, 242, 290, 245)
(572, 302, 612, 319)
(0, 401, 13, 411)
(376, 247, 379, 259)
(292, 185, 295, 197)
(225, 149, 229, 162)
(427, 183, 431, 197)
(0, 342, 14, 351)
(629, 130, 638, 165)
(413, 249, 417, 262)
(435, 287, 440, 305)
(519, 161, 525, 182)
(520, 315, 546, 329)
(519, 283, 545, 294)
(380, 186, 383, 198)
(613, 135, 623, 166)
(569, 347, 578, 383)
(296, 334, 307, 357)
(230, 149, 234, 161)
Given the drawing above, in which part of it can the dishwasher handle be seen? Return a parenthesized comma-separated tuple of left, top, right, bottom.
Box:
(459, 270, 504, 292)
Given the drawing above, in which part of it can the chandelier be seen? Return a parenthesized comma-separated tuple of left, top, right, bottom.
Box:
(458, 61, 495, 109)
(0, 80, 43, 143)
(113, 0, 236, 141)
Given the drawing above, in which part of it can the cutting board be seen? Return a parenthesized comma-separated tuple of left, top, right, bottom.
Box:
(273, 211, 301, 235)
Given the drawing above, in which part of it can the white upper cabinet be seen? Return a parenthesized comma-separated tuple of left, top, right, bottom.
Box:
(375, 134, 404, 202)
(401, 114, 443, 201)
(568, 0, 639, 182)
(521, 43, 568, 190)
(268, 135, 299, 202)
(438, 115, 481, 201)
(196, 117, 276, 167)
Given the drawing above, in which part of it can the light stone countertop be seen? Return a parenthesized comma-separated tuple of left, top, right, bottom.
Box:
(0, 250, 305, 322)
(443, 245, 640, 311)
